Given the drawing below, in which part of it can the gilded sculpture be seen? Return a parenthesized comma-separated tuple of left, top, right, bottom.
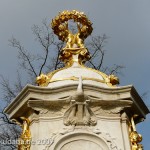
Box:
(51, 10, 92, 64)
(129, 116, 143, 150)
(51, 10, 93, 43)
(36, 73, 49, 87)
(12, 117, 31, 150)
(3, 10, 148, 150)
(18, 117, 31, 150)
(36, 10, 119, 87)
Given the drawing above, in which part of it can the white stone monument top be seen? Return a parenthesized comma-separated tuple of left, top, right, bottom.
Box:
(36, 10, 120, 89)
(36, 48, 120, 89)
(4, 10, 150, 150)
(47, 53, 118, 88)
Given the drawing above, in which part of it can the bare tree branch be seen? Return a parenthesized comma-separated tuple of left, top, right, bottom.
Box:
(87, 60, 97, 70)
(53, 41, 64, 70)
(32, 19, 55, 75)
(109, 65, 125, 75)
(9, 37, 38, 77)
(86, 34, 107, 70)
(0, 75, 16, 104)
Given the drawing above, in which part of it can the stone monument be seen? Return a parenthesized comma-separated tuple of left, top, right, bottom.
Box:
(4, 10, 149, 150)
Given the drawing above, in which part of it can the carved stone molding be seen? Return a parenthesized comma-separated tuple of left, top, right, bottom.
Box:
(62, 77, 97, 126)
(43, 126, 120, 150)
(28, 98, 70, 118)
(90, 100, 133, 116)
(92, 128, 119, 150)
(62, 77, 133, 126)
(64, 100, 97, 126)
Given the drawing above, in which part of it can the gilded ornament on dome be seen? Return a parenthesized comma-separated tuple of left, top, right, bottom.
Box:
(36, 10, 119, 87)
(51, 10, 93, 65)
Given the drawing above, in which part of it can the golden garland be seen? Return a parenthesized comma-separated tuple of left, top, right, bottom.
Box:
(51, 10, 93, 41)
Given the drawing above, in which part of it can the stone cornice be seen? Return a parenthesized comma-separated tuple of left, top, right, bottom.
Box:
(4, 84, 149, 121)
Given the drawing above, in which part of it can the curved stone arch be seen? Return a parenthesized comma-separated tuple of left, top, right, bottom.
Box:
(50, 132, 111, 150)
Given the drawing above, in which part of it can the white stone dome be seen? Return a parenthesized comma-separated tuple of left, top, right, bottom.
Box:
(36, 50, 119, 88)
(47, 60, 111, 88)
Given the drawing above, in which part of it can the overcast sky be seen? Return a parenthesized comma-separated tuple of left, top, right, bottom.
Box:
(0, 0, 150, 149)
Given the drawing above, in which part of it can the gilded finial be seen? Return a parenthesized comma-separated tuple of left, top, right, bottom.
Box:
(51, 10, 92, 65)
(35, 10, 119, 87)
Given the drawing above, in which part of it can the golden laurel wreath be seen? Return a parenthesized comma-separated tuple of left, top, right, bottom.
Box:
(51, 10, 93, 41)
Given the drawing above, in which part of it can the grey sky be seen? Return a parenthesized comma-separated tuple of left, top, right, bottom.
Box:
(0, 0, 150, 149)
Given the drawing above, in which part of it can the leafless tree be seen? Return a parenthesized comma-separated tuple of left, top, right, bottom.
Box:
(0, 19, 124, 149)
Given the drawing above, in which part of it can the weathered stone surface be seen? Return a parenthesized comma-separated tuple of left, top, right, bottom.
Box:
(4, 79, 149, 149)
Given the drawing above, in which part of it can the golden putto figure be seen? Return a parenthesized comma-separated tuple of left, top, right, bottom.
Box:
(51, 10, 93, 64)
